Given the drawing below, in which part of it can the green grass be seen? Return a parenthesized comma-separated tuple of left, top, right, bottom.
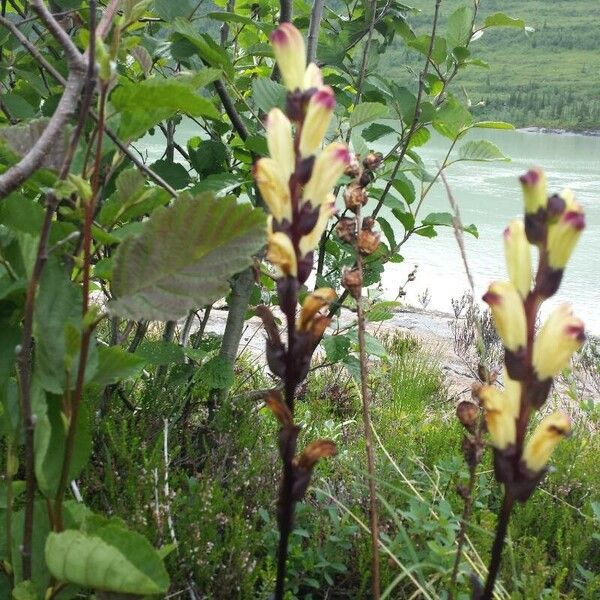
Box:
(80, 331, 600, 598)
(383, 0, 600, 130)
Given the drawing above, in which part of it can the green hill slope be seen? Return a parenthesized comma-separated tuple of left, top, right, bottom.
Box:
(383, 0, 600, 130)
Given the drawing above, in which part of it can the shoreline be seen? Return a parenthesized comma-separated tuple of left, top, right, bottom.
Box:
(517, 126, 600, 137)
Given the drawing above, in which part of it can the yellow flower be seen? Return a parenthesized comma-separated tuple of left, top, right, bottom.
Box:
(299, 200, 336, 256)
(482, 282, 527, 352)
(253, 158, 291, 223)
(503, 220, 531, 298)
(302, 143, 350, 207)
(532, 304, 585, 380)
(267, 231, 297, 277)
(270, 23, 306, 91)
(299, 86, 336, 157)
(298, 288, 336, 332)
(481, 385, 516, 450)
(547, 193, 585, 270)
(519, 167, 547, 213)
(303, 63, 323, 89)
(266, 108, 295, 182)
(503, 367, 521, 419)
(522, 413, 571, 473)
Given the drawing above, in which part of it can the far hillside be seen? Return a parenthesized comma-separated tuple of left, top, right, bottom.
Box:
(383, 0, 600, 131)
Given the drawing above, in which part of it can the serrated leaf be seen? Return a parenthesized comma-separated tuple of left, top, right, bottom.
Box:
(484, 13, 525, 29)
(148, 159, 191, 189)
(377, 216, 396, 251)
(110, 193, 265, 321)
(422, 212, 478, 237)
(251, 77, 287, 113)
(45, 524, 169, 594)
(433, 95, 472, 139)
(135, 341, 185, 366)
(407, 35, 447, 65)
(361, 123, 395, 142)
(447, 6, 473, 49)
(322, 335, 351, 363)
(367, 301, 402, 322)
(92, 346, 147, 387)
(111, 72, 221, 139)
(197, 355, 234, 389)
(457, 140, 509, 162)
(192, 173, 249, 195)
(349, 102, 389, 128)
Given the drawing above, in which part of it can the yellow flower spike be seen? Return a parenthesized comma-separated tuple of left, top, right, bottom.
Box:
(253, 158, 292, 223)
(266, 108, 295, 182)
(299, 200, 336, 256)
(299, 86, 336, 157)
(503, 367, 521, 419)
(298, 288, 336, 332)
(547, 195, 585, 270)
(482, 282, 527, 352)
(269, 23, 306, 92)
(480, 385, 516, 450)
(519, 167, 547, 213)
(303, 62, 323, 89)
(503, 220, 531, 298)
(267, 231, 297, 277)
(522, 413, 571, 473)
(532, 304, 585, 380)
(302, 143, 350, 207)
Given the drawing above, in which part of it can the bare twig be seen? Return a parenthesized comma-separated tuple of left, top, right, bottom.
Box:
(306, 0, 325, 64)
(353, 205, 381, 599)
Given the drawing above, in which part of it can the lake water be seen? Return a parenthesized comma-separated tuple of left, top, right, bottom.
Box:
(372, 129, 600, 334)
(140, 126, 600, 334)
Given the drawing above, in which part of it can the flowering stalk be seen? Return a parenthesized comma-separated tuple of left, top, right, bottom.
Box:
(472, 169, 585, 600)
(254, 23, 348, 599)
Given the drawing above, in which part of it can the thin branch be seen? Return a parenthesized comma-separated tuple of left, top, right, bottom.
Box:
(306, 0, 325, 64)
(279, 0, 292, 23)
(370, 0, 443, 219)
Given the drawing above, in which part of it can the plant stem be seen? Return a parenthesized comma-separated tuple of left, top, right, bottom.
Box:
(275, 460, 294, 600)
(481, 493, 514, 600)
(354, 205, 381, 599)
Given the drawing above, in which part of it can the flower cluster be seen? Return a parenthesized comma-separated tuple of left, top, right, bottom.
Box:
(478, 168, 585, 501)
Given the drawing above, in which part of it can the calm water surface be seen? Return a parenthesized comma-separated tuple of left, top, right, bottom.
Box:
(141, 126, 600, 333)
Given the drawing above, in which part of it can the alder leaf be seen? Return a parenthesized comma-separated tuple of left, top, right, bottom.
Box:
(45, 522, 169, 594)
(110, 193, 266, 321)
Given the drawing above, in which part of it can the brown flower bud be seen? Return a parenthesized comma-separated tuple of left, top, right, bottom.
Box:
(264, 390, 293, 426)
(358, 229, 380, 255)
(344, 158, 362, 179)
(362, 216, 375, 231)
(342, 267, 362, 299)
(294, 439, 337, 470)
(336, 217, 357, 243)
(344, 182, 368, 212)
(363, 152, 383, 171)
(456, 401, 479, 432)
(359, 170, 374, 187)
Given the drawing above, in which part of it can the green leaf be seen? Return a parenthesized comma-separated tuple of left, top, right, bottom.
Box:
(422, 212, 479, 237)
(111, 72, 221, 139)
(433, 95, 472, 139)
(110, 193, 266, 321)
(135, 341, 185, 366)
(251, 77, 287, 113)
(11, 581, 39, 600)
(34, 392, 91, 499)
(361, 123, 396, 142)
(349, 331, 387, 358)
(192, 173, 248, 195)
(322, 335, 351, 363)
(391, 173, 416, 205)
(457, 140, 509, 162)
(45, 522, 169, 594)
(92, 347, 147, 388)
(154, 0, 196, 20)
(367, 301, 402, 322)
(171, 19, 234, 77)
(207, 11, 274, 33)
(0, 193, 45, 234)
(407, 35, 447, 65)
(447, 6, 473, 49)
(148, 159, 191, 189)
(472, 121, 515, 130)
(197, 355, 234, 389)
(484, 13, 526, 29)
(377, 216, 396, 251)
(349, 102, 389, 128)
(33, 258, 97, 393)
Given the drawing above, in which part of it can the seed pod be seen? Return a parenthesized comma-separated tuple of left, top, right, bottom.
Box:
(362, 216, 376, 231)
(344, 182, 368, 212)
(344, 159, 362, 179)
(342, 267, 362, 299)
(336, 217, 357, 243)
(363, 152, 383, 171)
(358, 229, 380, 255)
(457, 401, 479, 432)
